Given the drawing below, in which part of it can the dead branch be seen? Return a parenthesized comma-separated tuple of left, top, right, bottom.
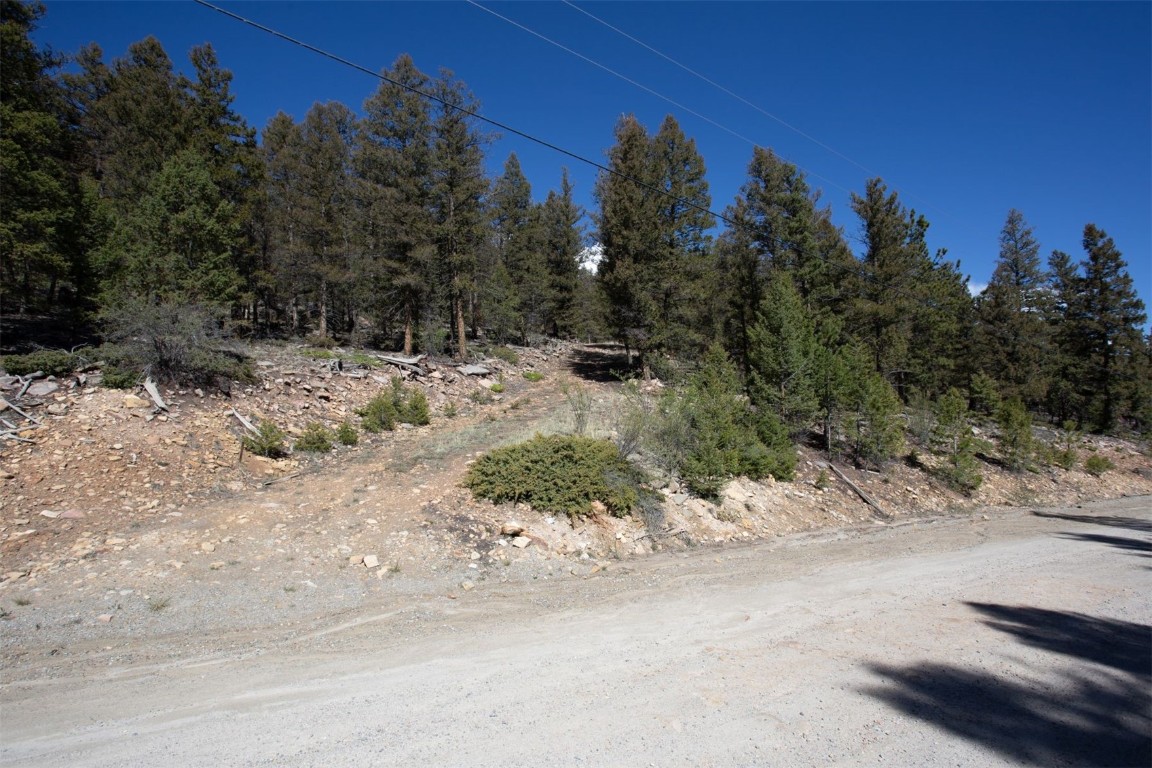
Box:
(0, 397, 40, 425)
(828, 464, 891, 520)
(143, 378, 169, 411)
(229, 409, 260, 436)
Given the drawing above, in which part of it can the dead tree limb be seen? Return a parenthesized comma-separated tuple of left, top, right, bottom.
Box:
(229, 409, 260, 436)
(829, 464, 891, 520)
(0, 398, 40, 425)
(143, 378, 169, 411)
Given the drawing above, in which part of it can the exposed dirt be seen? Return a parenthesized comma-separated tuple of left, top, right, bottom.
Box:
(1, 342, 1150, 671)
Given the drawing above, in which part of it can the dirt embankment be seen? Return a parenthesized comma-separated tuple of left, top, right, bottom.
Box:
(1, 341, 1150, 674)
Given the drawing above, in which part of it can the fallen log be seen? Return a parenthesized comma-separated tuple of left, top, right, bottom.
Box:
(457, 364, 490, 376)
(828, 464, 891, 520)
(376, 354, 427, 376)
(229, 408, 260, 436)
(0, 397, 40, 425)
(143, 378, 169, 411)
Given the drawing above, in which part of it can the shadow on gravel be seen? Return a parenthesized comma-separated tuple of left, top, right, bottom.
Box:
(864, 603, 1152, 767)
(1056, 532, 1152, 558)
(1032, 510, 1152, 534)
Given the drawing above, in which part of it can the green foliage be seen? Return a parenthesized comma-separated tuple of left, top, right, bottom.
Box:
(487, 345, 519, 365)
(490, 382, 506, 394)
(847, 372, 905, 469)
(1046, 421, 1080, 470)
(295, 422, 334, 452)
(300, 347, 335, 360)
(243, 421, 287, 458)
(997, 397, 1035, 472)
(98, 298, 254, 387)
(748, 273, 821, 438)
(1084, 453, 1114, 477)
(522, 370, 544, 382)
(1, 349, 80, 377)
(935, 434, 983, 495)
(465, 434, 646, 517)
(968, 371, 1002, 417)
(677, 344, 794, 498)
(442, 402, 458, 419)
(99, 366, 139, 390)
(814, 468, 831, 491)
(561, 378, 594, 436)
(932, 388, 969, 455)
(335, 420, 358, 446)
(357, 377, 430, 432)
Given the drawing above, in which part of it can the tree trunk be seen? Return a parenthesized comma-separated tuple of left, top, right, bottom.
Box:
(403, 303, 414, 356)
(318, 277, 328, 338)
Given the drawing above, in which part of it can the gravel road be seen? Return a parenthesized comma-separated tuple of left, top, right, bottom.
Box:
(2, 497, 1149, 767)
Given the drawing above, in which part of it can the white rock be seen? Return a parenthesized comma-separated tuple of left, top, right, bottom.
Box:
(512, 536, 531, 549)
(363, 555, 380, 569)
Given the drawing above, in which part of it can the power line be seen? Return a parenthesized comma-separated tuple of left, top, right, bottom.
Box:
(190, 0, 959, 310)
(560, 0, 881, 181)
(192, 0, 731, 227)
(464, 0, 852, 197)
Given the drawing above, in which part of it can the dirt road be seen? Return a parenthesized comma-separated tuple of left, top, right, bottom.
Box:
(2, 497, 1148, 767)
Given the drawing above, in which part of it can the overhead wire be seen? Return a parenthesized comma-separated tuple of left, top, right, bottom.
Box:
(559, 0, 882, 182)
(464, 0, 853, 197)
(190, 0, 962, 308)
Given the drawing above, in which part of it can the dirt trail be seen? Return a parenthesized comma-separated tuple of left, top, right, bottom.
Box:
(1, 497, 1148, 767)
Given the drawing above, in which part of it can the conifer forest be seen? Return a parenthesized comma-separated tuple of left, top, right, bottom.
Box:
(3, 0, 1149, 469)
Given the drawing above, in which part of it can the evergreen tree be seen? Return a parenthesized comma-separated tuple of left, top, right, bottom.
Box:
(849, 178, 970, 397)
(487, 153, 545, 342)
(596, 114, 712, 370)
(1075, 225, 1147, 431)
(429, 70, 487, 358)
(975, 209, 1050, 406)
(747, 272, 821, 438)
(0, 0, 85, 313)
(540, 169, 584, 337)
(356, 54, 434, 353)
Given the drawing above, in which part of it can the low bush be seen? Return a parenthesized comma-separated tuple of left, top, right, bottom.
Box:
(1, 349, 81, 377)
(357, 377, 430, 432)
(487, 345, 519, 365)
(1084, 454, 1114, 477)
(295, 422, 334, 452)
(336, 420, 358, 446)
(243, 421, 288, 458)
(522, 371, 544, 382)
(465, 434, 647, 517)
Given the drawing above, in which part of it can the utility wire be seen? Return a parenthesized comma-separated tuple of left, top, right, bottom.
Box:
(191, 0, 961, 308)
(560, 0, 881, 181)
(193, 0, 733, 227)
(464, 0, 851, 197)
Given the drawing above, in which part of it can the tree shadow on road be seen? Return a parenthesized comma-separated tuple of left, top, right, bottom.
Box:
(1055, 532, 1152, 558)
(863, 603, 1151, 767)
(566, 344, 633, 383)
(1032, 510, 1152, 534)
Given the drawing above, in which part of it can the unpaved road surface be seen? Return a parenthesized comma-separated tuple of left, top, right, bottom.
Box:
(2, 497, 1150, 767)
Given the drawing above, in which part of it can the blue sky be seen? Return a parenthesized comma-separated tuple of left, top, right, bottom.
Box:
(34, 1, 1151, 313)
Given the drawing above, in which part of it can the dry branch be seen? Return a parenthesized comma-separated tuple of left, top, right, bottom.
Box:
(0, 397, 40, 425)
(828, 464, 891, 519)
(229, 409, 260, 436)
(143, 378, 169, 411)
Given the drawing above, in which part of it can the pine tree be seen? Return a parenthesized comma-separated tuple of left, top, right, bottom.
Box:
(540, 169, 584, 337)
(1076, 225, 1148, 431)
(0, 0, 85, 313)
(427, 71, 488, 358)
(356, 54, 434, 354)
(596, 114, 712, 371)
(747, 272, 821, 438)
(487, 153, 545, 342)
(975, 209, 1050, 406)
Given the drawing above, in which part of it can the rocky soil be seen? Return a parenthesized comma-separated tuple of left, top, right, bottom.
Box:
(2, 341, 1150, 677)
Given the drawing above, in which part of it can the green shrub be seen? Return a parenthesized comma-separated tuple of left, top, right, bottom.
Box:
(100, 367, 140, 389)
(1048, 421, 1080, 470)
(300, 347, 335, 360)
(357, 377, 430, 432)
(488, 345, 519, 365)
(997, 397, 1035, 472)
(243, 421, 288, 458)
(969, 371, 1002, 417)
(490, 382, 506, 394)
(465, 434, 647, 517)
(98, 300, 256, 388)
(469, 388, 493, 405)
(442, 402, 458, 419)
(336, 420, 358, 446)
(522, 371, 544, 382)
(305, 334, 337, 349)
(935, 434, 984, 495)
(1084, 454, 1114, 477)
(1, 349, 81, 377)
(295, 422, 334, 452)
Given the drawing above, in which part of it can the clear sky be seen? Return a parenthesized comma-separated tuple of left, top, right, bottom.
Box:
(33, 1, 1152, 313)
